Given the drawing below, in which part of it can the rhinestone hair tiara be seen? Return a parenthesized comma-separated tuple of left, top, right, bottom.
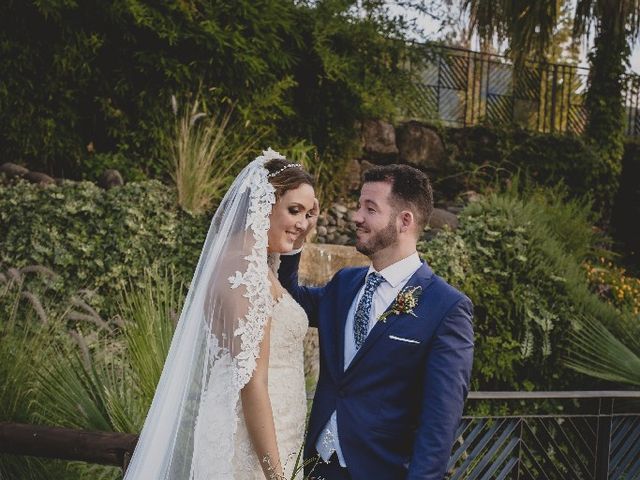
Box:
(267, 163, 303, 178)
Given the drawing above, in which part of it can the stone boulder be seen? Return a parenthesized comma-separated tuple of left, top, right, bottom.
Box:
(25, 171, 55, 185)
(362, 119, 399, 161)
(0, 162, 29, 178)
(396, 121, 446, 171)
(428, 207, 459, 231)
(98, 169, 124, 189)
(345, 159, 362, 192)
(358, 159, 376, 179)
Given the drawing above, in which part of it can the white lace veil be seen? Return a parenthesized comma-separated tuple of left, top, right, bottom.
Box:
(124, 149, 285, 479)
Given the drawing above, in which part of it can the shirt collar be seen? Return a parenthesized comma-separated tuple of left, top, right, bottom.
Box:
(367, 252, 422, 288)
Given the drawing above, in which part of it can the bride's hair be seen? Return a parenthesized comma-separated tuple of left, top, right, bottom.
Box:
(264, 159, 314, 199)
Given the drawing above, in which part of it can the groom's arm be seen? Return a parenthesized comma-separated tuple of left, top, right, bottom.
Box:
(407, 296, 474, 480)
(278, 251, 325, 328)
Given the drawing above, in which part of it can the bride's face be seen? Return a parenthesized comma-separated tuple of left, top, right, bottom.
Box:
(268, 183, 316, 253)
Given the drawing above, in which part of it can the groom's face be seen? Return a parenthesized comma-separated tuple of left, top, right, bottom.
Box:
(354, 181, 399, 257)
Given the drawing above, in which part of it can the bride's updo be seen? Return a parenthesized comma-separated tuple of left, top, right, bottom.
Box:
(264, 159, 314, 200)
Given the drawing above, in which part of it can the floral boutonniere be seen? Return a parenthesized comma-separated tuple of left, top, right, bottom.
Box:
(378, 285, 423, 323)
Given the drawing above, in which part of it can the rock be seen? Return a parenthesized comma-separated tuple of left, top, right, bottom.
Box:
(327, 216, 336, 226)
(421, 228, 443, 242)
(396, 121, 446, 171)
(428, 208, 459, 231)
(336, 234, 351, 245)
(460, 190, 481, 203)
(326, 232, 336, 243)
(333, 204, 348, 214)
(0, 162, 29, 178)
(316, 215, 328, 227)
(336, 217, 346, 228)
(98, 169, 124, 189)
(25, 171, 55, 185)
(362, 119, 399, 160)
(299, 243, 369, 286)
(346, 159, 362, 192)
(316, 226, 328, 237)
(358, 159, 378, 180)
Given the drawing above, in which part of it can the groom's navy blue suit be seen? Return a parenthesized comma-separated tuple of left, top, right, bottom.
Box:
(279, 252, 474, 480)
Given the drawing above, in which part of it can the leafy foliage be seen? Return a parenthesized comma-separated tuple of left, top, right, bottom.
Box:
(440, 125, 618, 210)
(419, 185, 631, 390)
(459, 0, 638, 216)
(585, 257, 640, 316)
(581, 14, 626, 215)
(507, 133, 608, 204)
(0, 1, 419, 181)
(462, 0, 563, 66)
(0, 180, 209, 318)
(0, 0, 298, 177)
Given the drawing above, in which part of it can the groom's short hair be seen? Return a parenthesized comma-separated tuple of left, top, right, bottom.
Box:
(363, 164, 433, 231)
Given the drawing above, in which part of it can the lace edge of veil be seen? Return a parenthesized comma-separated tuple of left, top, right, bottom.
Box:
(228, 148, 285, 390)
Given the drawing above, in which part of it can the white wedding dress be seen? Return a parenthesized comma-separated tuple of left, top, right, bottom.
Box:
(123, 150, 308, 480)
(232, 291, 308, 479)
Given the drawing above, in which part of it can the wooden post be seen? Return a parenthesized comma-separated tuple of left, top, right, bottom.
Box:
(0, 422, 138, 468)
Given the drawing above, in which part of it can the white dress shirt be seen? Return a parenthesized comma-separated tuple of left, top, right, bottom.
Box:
(316, 252, 423, 466)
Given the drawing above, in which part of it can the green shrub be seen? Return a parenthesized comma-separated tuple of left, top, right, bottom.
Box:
(419, 186, 630, 391)
(81, 153, 147, 183)
(507, 132, 616, 211)
(0, 1, 418, 183)
(438, 125, 619, 214)
(0, 1, 300, 178)
(0, 181, 209, 318)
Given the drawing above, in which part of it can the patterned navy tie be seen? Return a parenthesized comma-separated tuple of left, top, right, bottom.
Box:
(353, 272, 384, 350)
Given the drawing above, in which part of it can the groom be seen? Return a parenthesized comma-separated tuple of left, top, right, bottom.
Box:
(278, 164, 474, 479)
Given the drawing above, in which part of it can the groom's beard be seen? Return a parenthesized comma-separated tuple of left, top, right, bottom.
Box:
(355, 217, 398, 257)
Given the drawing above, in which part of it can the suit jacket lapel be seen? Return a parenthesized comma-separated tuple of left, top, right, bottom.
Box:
(343, 262, 434, 379)
(333, 268, 368, 379)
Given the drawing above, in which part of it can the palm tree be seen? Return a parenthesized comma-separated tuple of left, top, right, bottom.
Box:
(462, 0, 640, 208)
(462, 1, 561, 62)
(573, 1, 640, 203)
(566, 315, 640, 387)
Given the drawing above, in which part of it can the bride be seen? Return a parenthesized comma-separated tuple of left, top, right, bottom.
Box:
(123, 149, 318, 479)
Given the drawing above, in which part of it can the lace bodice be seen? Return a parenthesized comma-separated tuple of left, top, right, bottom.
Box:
(232, 292, 308, 479)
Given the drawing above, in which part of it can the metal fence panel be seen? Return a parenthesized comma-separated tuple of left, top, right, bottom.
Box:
(404, 45, 640, 137)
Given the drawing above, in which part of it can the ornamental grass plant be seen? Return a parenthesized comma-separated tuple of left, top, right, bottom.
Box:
(170, 96, 261, 214)
(0, 266, 182, 479)
(0, 267, 75, 479)
(37, 267, 182, 431)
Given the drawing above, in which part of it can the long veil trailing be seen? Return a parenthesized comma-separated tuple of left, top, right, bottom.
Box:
(124, 149, 284, 479)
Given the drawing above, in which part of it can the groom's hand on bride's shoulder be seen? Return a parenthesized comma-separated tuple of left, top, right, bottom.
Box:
(293, 197, 319, 249)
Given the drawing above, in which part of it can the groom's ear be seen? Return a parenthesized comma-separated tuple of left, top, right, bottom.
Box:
(399, 210, 415, 233)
